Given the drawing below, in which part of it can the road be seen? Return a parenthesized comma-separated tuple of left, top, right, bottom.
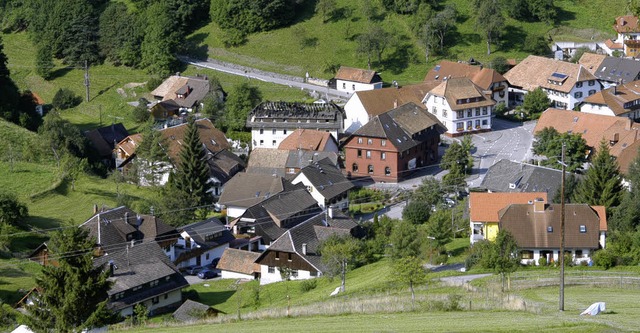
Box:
(179, 56, 352, 101)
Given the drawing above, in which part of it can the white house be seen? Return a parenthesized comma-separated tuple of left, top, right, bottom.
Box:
(334, 66, 383, 93)
(246, 101, 345, 149)
(609, 15, 640, 57)
(218, 173, 288, 219)
(504, 55, 602, 110)
(422, 77, 495, 136)
(217, 248, 261, 280)
(173, 218, 234, 269)
(291, 158, 354, 210)
(581, 81, 640, 120)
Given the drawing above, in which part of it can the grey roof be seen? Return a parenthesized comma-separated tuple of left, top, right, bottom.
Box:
(93, 242, 188, 311)
(480, 159, 565, 197)
(172, 299, 211, 322)
(352, 102, 445, 151)
(247, 101, 345, 130)
(296, 157, 354, 201)
(218, 173, 287, 208)
(245, 149, 339, 178)
(594, 56, 640, 83)
(206, 149, 245, 185)
(259, 210, 360, 272)
(85, 123, 129, 158)
(285, 151, 339, 169)
(181, 217, 235, 249)
(79, 206, 178, 253)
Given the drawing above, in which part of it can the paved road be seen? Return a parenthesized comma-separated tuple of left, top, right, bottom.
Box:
(179, 56, 351, 101)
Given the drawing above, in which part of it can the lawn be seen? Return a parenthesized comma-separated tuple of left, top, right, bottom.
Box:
(0, 259, 40, 306)
(187, 0, 626, 86)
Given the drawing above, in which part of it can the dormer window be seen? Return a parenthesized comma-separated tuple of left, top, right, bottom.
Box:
(548, 72, 568, 85)
(579, 225, 587, 233)
(547, 226, 553, 233)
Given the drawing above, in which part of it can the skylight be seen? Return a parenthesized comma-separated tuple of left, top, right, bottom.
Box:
(551, 72, 568, 79)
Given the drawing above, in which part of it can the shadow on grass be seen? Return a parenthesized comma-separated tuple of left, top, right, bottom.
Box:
(379, 42, 417, 75)
(94, 82, 118, 101)
(48, 66, 74, 80)
(11, 233, 49, 253)
(186, 33, 210, 61)
(326, 6, 353, 23)
(195, 290, 235, 306)
(500, 25, 528, 53)
(553, 6, 577, 26)
(0, 267, 30, 278)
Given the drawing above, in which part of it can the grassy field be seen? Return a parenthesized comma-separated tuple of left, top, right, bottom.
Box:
(0, 259, 41, 306)
(188, 0, 626, 85)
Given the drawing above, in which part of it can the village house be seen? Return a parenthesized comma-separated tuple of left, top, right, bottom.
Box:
(534, 108, 640, 174)
(172, 217, 235, 269)
(581, 80, 640, 120)
(217, 248, 261, 280)
(333, 66, 383, 93)
(580, 54, 640, 87)
(277, 129, 340, 153)
(218, 173, 289, 220)
(244, 148, 339, 178)
(343, 82, 437, 134)
(290, 157, 354, 210)
(343, 102, 445, 182)
(499, 200, 607, 265)
(480, 159, 564, 198)
(150, 74, 212, 117)
(606, 15, 640, 57)
(468, 192, 548, 245)
(424, 60, 509, 106)
(255, 209, 361, 285)
(422, 77, 496, 136)
(504, 55, 601, 109)
(85, 123, 129, 168)
(247, 101, 345, 149)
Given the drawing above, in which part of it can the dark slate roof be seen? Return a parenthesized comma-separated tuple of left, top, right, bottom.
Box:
(80, 206, 178, 253)
(285, 151, 339, 170)
(180, 217, 235, 249)
(296, 157, 354, 201)
(594, 56, 640, 83)
(85, 123, 129, 158)
(480, 159, 565, 197)
(258, 210, 359, 272)
(218, 173, 287, 209)
(248, 101, 344, 121)
(351, 102, 445, 151)
(205, 149, 245, 185)
(93, 242, 188, 311)
(172, 299, 211, 322)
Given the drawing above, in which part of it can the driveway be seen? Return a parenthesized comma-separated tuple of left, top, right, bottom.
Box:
(183, 270, 221, 285)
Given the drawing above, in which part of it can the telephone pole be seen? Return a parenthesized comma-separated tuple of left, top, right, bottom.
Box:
(559, 142, 566, 311)
(84, 60, 90, 102)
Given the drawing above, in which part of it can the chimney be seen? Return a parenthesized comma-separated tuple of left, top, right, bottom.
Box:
(610, 132, 620, 145)
(328, 206, 334, 219)
(302, 243, 307, 255)
(124, 212, 129, 225)
(613, 84, 617, 95)
(108, 260, 115, 276)
(533, 198, 545, 212)
(393, 99, 398, 109)
(136, 214, 142, 227)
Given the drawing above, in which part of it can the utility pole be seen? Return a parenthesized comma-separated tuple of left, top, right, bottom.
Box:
(84, 60, 90, 102)
(559, 142, 566, 311)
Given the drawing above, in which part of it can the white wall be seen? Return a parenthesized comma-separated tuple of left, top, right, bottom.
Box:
(424, 93, 492, 135)
(226, 206, 247, 219)
(118, 289, 182, 317)
(336, 80, 381, 93)
(220, 270, 255, 280)
(291, 174, 326, 208)
(343, 94, 369, 134)
(259, 265, 319, 285)
(580, 103, 615, 116)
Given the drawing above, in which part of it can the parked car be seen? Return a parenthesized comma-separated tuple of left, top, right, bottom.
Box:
(444, 198, 456, 207)
(186, 266, 204, 275)
(208, 257, 221, 269)
(198, 269, 219, 279)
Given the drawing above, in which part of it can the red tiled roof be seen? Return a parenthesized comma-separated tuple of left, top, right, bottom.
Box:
(335, 66, 378, 84)
(469, 192, 548, 222)
(278, 129, 335, 151)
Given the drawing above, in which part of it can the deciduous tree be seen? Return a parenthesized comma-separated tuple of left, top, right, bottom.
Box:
(532, 127, 587, 172)
(316, 0, 337, 23)
(475, 0, 504, 55)
(393, 256, 427, 308)
(320, 234, 361, 292)
(522, 87, 550, 116)
(0, 192, 28, 228)
(389, 220, 421, 259)
(136, 120, 169, 186)
(402, 200, 431, 225)
(224, 83, 262, 131)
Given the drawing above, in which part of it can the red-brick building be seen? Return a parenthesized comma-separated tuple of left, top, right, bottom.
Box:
(343, 102, 445, 182)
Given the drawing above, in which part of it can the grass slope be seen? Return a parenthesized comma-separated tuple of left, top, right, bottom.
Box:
(190, 0, 626, 85)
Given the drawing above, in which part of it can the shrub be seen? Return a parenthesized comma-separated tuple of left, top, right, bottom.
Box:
(538, 257, 547, 266)
(146, 77, 163, 91)
(131, 101, 150, 123)
(299, 279, 318, 292)
(52, 88, 82, 110)
(593, 249, 616, 269)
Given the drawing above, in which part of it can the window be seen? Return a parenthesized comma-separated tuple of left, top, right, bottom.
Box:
(357, 149, 362, 158)
(443, 109, 448, 117)
(456, 122, 464, 131)
(482, 119, 488, 125)
(358, 138, 363, 144)
(149, 280, 159, 288)
(467, 121, 472, 130)
(368, 165, 374, 174)
(342, 83, 346, 89)
(259, 140, 264, 146)
(588, 80, 595, 86)
(482, 107, 488, 115)
(352, 163, 358, 172)
(275, 251, 280, 260)
(133, 285, 142, 292)
(467, 110, 472, 117)
(588, 89, 596, 96)
(259, 129, 264, 134)
(288, 253, 292, 262)
(367, 138, 373, 145)
(283, 129, 287, 135)
(268, 266, 275, 273)
(475, 120, 480, 128)
(381, 140, 386, 146)
(457, 111, 464, 119)
(310, 271, 318, 277)
(475, 109, 480, 116)
(352, 84, 356, 90)
(432, 107, 437, 114)
(206, 253, 210, 260)
(381, 152, 386, 160)
(579, 225, 587, 233)
(547, 226, 553, 232)
(291, 269, 299, 277)
(164, 294, 169, 300)
(575, 92, 583, 98)
(521, 250, 533, 259)
(151, 296, 159, 305)
(272, 129, 276, 134)
(576, 81, 583, 88)
(272, 140, 276, 146)
(385, 166, 391, 176)
(366, 150, 371, 159)
(114, 292, 125, 300)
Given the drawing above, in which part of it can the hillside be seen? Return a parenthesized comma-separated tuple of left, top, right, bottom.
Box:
(189, 0, 626, 84)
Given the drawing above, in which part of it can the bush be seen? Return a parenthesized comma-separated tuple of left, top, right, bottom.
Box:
(146, 77, 163, 91)
(538, 257, 547, 266)
(593, 249, 616, 269)
(131, 101, 150, 123)
(52, 88, 82, 110)
(299, 279, 317, 292)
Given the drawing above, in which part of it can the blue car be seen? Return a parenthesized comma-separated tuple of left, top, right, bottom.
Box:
(185, 266, 204, 275)
(198, 269, 219, 279)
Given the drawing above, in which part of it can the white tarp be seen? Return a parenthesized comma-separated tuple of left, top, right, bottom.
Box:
(580, 302, 606, 316)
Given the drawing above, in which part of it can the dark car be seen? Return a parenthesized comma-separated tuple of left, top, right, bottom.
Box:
(208, 257, 221, 269)
(198, 269, 219, 279)
(186, 266, 204, 275)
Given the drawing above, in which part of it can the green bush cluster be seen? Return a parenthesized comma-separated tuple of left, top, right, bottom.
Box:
(299, 279, 317, 292)
(52, 88, 82, 110)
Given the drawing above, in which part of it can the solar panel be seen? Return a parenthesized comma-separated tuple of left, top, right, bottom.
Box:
(551, 72, 567, 79)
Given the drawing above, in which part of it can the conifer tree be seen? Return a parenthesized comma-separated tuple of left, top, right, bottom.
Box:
(26, 227, 113, 332)
(136, 119, 169, 186)
(173, 117, 212, 215)
(572, 139, 623, 208)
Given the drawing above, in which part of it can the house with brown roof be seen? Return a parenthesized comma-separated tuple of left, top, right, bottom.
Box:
(218, 248, 261, 280)
(343, 82, 437, 134)
(85, 123, 129, 167)
(608, 15, 640, 57)
(150, 74, 212, 114)
(247, 101, 345, 149)
(534, 108, 640, 173)
(503, 55, 601, 109)
(217, 173, 289, 219)
(334, 66, 383, 93)
(424, 60, 509, 106)
(578, 53, 606, 76)
(498, 200, 607, 265)
(422, 77, 496, 135)
(343, 102, 445, 182)
(278, 129, 339, 153)
(255, 209, 360, 285)
(245, 148, 339, 178)
(581, 80, 640, 120)
(469, 192, 548, 245)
